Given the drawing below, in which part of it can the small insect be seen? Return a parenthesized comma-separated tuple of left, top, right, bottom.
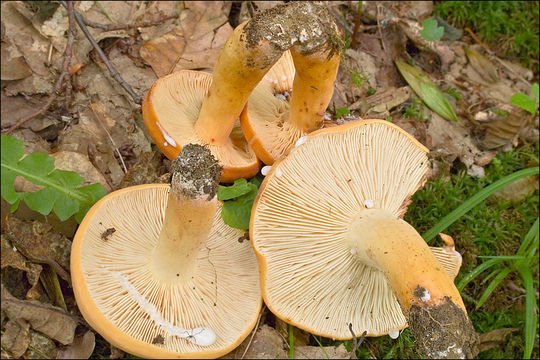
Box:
(238, 233, 249, 243)
(151, 334, 165, 345)
(101, 227, 116, 241)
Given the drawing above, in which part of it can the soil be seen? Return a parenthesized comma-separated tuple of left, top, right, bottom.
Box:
(169, 144, 221, 200)
(409, 294, 480, 359)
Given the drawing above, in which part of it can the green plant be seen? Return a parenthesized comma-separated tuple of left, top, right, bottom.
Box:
(444, 87, 462, 101)
(1, 134, 107, 223)
(511, 83, 539, 115)
(418, 163, 539, 359)
(217, 176, 262, 230)
(457, 218, 538, 359)
(419, 17, 444, 41)
(335, 106, 351, 119)
(403, 97, 427, 122)
(434, 1, 539, 71)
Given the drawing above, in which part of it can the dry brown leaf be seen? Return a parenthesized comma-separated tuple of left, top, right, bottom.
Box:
(478, 107, 534, 149)
(56, 330, 95, 359)
(224, 324, 287, 359)
(140, 1, 232, 76)
(1, 319, 30, 358)
(426, 112, 492, 177)
(4, 216, 71, 283)
(490, 175, 539, 205)
(465, 47, 499, 84)
(24, 330, 57, 359)
(1, 41, 33, 81)
(0, 93, 58, 132)
(51, 151, 113, 192)
(478, 328, 519, 353)
(294, 344, 350, 359)
(1, 285, 77, 345)
(1, 234, 43, 300)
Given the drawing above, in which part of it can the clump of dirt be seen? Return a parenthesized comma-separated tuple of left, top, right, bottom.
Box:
(409, 294, 479, 359)
(170, 144, 222, 200)
(243, 1, 341, 68)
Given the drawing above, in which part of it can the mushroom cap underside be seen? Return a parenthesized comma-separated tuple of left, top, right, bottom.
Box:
(71, 184, 261, 358)
(142, 70, 260, 183)
(240, 50, 301, 165)
(250, 120, 459, 339)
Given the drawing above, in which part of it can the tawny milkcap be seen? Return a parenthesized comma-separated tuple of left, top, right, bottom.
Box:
(71, 144, 261, 358)
(143, 2, 341, 180)
(240, 3, 341, 165)
(250, 120, 479, 359)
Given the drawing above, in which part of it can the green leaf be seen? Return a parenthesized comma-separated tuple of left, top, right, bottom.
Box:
(476, 267, 511, 308)
(518, 265, 537, 359)
(511, 92, 537, 114)
(22, 187, 58, 216)
(220, 185, 258, 230)
(422, 167, 540, 241)
(1, 134, 107, 223)
(218, 178, 253, 201)
(419, 18, 444, 41)
(395, 60, 459, 122)
(335, 106, 351, 119)
(457, 257, 505, 291)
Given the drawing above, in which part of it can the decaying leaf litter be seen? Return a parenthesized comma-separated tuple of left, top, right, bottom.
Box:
(1, 1, 538, 359)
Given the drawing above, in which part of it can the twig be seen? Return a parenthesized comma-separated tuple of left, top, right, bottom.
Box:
(240, 305, 265, 359)
(2, 1, 75, 135)
(64, 0, 75, 109)
(81, 14, 177, 31)
(348, 323, 367, 360)
(350, 2, 362, 49)
(59, 1, 142, 104)
(376, 4, 389, 56)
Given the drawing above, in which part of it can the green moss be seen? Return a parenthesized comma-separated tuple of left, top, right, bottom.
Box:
(434, 1, 539, 71)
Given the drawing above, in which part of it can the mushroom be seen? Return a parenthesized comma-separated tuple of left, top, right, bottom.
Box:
(240, 4, 341, 165)
(71, 144, 261, 358)
(143, 2, 341, 180)
(250, 120, 479, 358)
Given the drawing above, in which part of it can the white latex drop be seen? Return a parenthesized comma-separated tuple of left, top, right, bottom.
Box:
(364, 199, 374, 208)
(274, 94, 287, 101)
(186, 328, 216, 346)
(261, 166, 272, 176)
(388, 330, 400, 339)
(295, 136, 308, 147)
(155, 121, 177, 148)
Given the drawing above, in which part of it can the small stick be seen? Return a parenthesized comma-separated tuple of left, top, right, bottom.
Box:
(348, 323, 367, 360)
(3, 1, 75, 135)
(81, 14, 177, 31)
(350, 2, 362, 49)
(59, 1, 142, 104)
(64, 0, 75, 109)
(240, 305, 265, 359)
(376, 4, 389, 56)
(89, 105, 128, 173)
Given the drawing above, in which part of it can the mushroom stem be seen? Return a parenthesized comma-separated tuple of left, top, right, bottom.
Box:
(150, 193, 217, 284)
(346, 208, 478, 359)
(150, 144, 222, 284)
(194, 21, 280, 145)
(288, 48, 340, 132)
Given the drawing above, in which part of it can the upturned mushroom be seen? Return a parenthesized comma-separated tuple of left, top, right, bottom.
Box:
(143, 1, 341, 181)
(240, 3, 341, 165)
(250, 120, 479, 359)
(71, 144, 261, 358)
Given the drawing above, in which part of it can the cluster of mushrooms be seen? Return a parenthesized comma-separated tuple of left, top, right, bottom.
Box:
(71, 2, 479, 359)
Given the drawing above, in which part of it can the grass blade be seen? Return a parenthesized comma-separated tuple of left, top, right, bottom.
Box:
(518, 266, 538, 359)
(476, 267, 512, 308)
(457, 257, 505, 291)
(288, 324, 294, 359)
(311, 335, 330, 359)
(422, 167, 540, 242)
(478, 255, 527, 260)
(517, 217, 539, 256)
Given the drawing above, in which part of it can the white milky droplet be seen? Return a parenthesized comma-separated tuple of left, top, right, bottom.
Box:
(388, 330, 400, 339)
(364, 199, 374, 208)
(295, 136, 308, 147)
(274, 94, 286, 101)
(187, 328, 216, 346)
(261, 166, 272, 176)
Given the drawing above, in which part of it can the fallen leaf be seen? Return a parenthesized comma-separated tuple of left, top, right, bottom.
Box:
(1, 234, 43, 300)
(24, 329, 58, 359)
(0, 92, 58, 132)
(4, 216, 72, 283)
(51, 151, 113, 192)
(1, 319, 30, 358)
(294, 344, 350, 359)
(140, 2, 232, 76)
(2, 285, 77, 345)
(489, 175, 539, 205)
(478, 328, 519, 353)
(1, 41, 33, 80)
(56, 330, 95, 359)
(224, 324, 287, 359)
(478, 107, 533, 149)
(465, 47, 499, 84)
